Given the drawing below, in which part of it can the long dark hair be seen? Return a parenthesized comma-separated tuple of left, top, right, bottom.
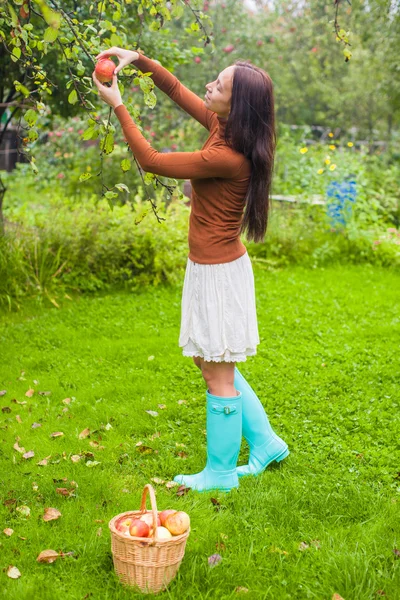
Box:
(223, 60, 276, 243)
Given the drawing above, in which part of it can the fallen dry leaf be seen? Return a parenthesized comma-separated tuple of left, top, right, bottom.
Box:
(176, 484, 191, 497)
(176, 451, 188, 458)
(136, 445, 153, 455)
(151, 477, 165, 485)
(0, 390, 6, 396)
(235, 588, 249, 594)
(310, 539, 321, 549)
(37, 458, 49, 466)
(208, 553, 222, 568)
(56, 488, 73, 497)
(38, 391, 51, 396)
(50, 432, 64, 438)
(332, 595, 345, 600)
(3, 528, 14, 536)
(16, 505, 30, 517)
(23, 450, 35, 460)
(70, 454, 81, 463)
(96, 527, 102, 536)
(25, 389, 34, 397)
(2, 406, 11, 413)
(158, 404, 167, 409)
(62, 398, 71, 404)
(7, 565, 21, 579)
(177, 399, 187, 405)
(37, 549, 60, 564)
(31, 422, 42, 429)
(376, 591, 387, 597)
(393, 548, 400, 558)
(149, 431, 161, 440)
(148, 355, 155, 360)
(12, 399, 27, 405)
(269, 545, 288, 555)
(298, 542, 310, 551)
(165, 481, 179, 489)
(145, 410, 158, 417)
(13, 441, 26, 454)
(79, 428, 91, 439)
(94, 519, 104, 523)
(15, 415, 22, 423)
(216, 541, 226, 552)
(43, 507, 62, 522)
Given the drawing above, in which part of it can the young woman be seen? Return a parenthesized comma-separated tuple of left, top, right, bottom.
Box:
(92, 47, 289, 492)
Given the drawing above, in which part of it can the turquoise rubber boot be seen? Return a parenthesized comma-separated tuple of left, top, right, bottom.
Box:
(173, 389, 242, 492)
(234, 367, 289, 477)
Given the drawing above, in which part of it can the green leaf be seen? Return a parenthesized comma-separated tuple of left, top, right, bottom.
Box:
(120, 158, 131, 172)
(14, 80, 30, 98)
(30, 159, 38, 174)
(171, 5, 184, 18)
(115, 183, 130, 193)
(190, 22, 200, 31)
(100, 132, 114, 155)
(144, 90, 157, 109)
(44, 26, 58, 43)
(23, 109, 37, 127)
(79, 172, 93, 182)
(68, 89, 78, 105)
(12, 47, 21, 60)
(149, 20, 161, 32)
(28, 129, 38, 142)
(110, 32, 123, 47)
(104, 190, 118, 210)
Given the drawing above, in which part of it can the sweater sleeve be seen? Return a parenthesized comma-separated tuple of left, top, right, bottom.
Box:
(131, 52, 216, 131)
(114, 104, 245, 179)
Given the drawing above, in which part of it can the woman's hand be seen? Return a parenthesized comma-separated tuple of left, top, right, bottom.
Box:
(95, 47, 139, 75)
(92, 71, 123, 110)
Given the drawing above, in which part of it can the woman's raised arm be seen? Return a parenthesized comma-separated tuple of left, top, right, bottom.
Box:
(96, 47, 215, 131)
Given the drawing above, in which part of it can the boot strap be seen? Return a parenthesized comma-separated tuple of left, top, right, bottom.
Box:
(210, 404, 238, 415)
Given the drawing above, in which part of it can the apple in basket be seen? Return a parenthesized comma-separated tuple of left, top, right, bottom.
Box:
(129, 518, 150, 538)
(116, 517, 133, 535)
(140, 512, 161, 529)
(159, 509, 177, 527)
(155, 526, 172, 541)
(165, 511, 190, 535)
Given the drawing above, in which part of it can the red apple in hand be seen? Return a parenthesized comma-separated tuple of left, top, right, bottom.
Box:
(95, 58, 116, 83)
(129, 518, 150, 538)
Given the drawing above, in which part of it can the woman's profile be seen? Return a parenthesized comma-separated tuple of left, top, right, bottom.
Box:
(92, 47, 289, 492)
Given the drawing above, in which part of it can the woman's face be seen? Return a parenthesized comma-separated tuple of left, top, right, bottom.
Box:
(204, 66, 235, 118)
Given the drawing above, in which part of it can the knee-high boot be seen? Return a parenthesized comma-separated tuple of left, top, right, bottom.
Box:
(234, 367, 289, 477)
(173, 389, 242, 492)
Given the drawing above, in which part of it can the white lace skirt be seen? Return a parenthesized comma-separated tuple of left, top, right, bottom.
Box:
(178, 250, 260, 363)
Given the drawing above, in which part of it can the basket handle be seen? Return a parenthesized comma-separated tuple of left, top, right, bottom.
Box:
(139, 484, 159, 545)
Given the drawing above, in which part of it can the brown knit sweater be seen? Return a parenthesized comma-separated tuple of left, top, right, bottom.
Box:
(113, 52, 252, 264)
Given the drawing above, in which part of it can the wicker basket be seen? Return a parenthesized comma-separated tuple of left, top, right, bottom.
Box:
(109, 483, 190, 594)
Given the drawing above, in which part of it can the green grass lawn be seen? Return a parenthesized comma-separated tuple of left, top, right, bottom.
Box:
(1, 263, 400, 600)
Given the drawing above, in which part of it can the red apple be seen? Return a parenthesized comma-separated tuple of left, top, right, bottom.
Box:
(140, 512, 161, 529)
(95, 58, 115, 83)
(159, 510, 177, 527)
(223, 45, 235, 53)
(165, 511, 190, 535)
(129, 518, 150, 538)
(256, 40, 263, 46)
(116, 517, 133, 535)
(194, 56, 202, 63)
(311, 47, 318, 53)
